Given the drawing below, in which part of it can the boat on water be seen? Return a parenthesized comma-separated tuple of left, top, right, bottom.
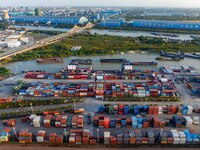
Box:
(70, 59, 92, 65)
(132, 61, 158, 66)
(36, 58, 64, 64)
(100, 59, 129, 63)
(156, 57, 180, 61)
(160, 51, 185, 59)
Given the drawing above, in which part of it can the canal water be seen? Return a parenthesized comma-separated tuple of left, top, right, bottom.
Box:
(13, 25, 197, 41)
(4, 53, 200, 73)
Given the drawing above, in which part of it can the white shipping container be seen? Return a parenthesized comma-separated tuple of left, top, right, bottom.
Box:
(193, 116, 200, 125)
(33, 116, 41, 127)
(104, 132, 110, 138)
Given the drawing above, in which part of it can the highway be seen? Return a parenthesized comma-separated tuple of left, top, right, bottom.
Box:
(0, 22, 95, 61)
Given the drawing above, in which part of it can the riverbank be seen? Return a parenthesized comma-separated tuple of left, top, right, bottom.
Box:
(2, 34, 200, 64)
(97, 26, 200, 35)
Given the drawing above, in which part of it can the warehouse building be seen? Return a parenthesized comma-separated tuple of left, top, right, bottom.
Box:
(13, 16, 89, 25)
(99, 19, 125, 27)
(132, 20, 200, 30)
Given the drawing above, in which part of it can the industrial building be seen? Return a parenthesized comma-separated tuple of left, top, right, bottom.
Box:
(13, 16, 89, 25)
(132, 20, 200, 30)
(3, 10, 10, 20)
(35, 8, 42, 16)
(99, 19, 125, 27)
(99, 19, 200, 30)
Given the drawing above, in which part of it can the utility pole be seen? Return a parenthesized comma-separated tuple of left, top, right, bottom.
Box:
(30, 103, 34, 114)
(96, 128, 99, 143)
(73, 99, 76, 110)
(12, 127, 18, 140)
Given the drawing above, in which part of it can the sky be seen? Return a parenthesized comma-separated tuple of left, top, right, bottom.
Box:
(0, 0, 200, 8)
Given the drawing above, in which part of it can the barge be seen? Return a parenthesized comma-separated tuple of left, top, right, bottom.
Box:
(160, 51, 185, 59)
(132, 61, 157, 66)
(156, 57, 180, 61)
(70, 59, 92, 65)
(100, 59, 129, 63)
(185, 53, 200, 59)
(36, 58, 64, 64)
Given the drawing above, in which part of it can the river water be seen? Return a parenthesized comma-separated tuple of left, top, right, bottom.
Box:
(13, 25, 198, 41)
(4, 53, 200, 73)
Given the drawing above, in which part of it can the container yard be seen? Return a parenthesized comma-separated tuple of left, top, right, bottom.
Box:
(0, 108, 200, 147)
(1, 59, 200, 148)
(15, 80, 179, 101)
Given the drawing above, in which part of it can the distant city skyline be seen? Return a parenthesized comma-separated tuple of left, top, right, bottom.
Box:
(0, 0, 200, 8)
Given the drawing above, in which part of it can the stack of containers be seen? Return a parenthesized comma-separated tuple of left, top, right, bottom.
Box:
(137, 115, 143, 128)
(167, 105, 178, 114)
(75, 130, 82, 145)
(183, 116, 193, 127)
(116, 117, 121, 128)
(56, 135, 63, 145)
(6, 119, 16, 127)
(77, 115, 84, 128)
(124, 105, 129, 114)
(126, 117, 132, 128)
(135, 130, 142, 144)
(171, 130, 180, 144)
(95, 82, 104, 99)
(36, 130, 46, 143)
(160, 130, 168, 144)
(97, 116, 104, 128)
(117, 131, 123, 144)
(110, 118, 116, 128)
(172, 116, 184, 128)
(104, 116, 110, 128)
(193, 116, 200, 125)
(124, 134, 130, 144)
(147, 130, 155, 144)
(178, 131, 186, 144)
(110, 136, 117, 145)
(129, 130, 136, 144)
(49, 133, 57, 144)
(158, 106, 163, 114)
(118, 104, 124, 114)
(104, 131, 110, 145)
(182, 105, 193, 115)
(132, 116, 137, 128)
(183, 130, 193, 144)
(69, 131, 76, 144)
(143, 118, 149, 128)
(44, 115, 52, 127)
(121, 117, 126, 128)
(72, 116, 78, 128)
(33, 116, 41, 127)
(190, 130, 200, 144)
(141, 132, 148, 144)
(82, 129, 90, 144)
(136, 86, 146, 97)
(113, 105, 118, 114)
(153, 117, 160, 128)
(18, 129, 33, 144)
(0, 128, 11, 143)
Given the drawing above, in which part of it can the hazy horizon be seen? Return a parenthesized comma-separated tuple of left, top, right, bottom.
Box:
(0, 0, 200, 8)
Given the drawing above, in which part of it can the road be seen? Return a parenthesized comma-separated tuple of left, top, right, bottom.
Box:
(1, 145, 199, 150)
(0, 22, 94, 61)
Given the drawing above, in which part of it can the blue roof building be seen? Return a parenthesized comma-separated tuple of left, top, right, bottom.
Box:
(13, 16, 88, 25)
(132, 20, 200, 30)
(99, 19, 125, 27)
